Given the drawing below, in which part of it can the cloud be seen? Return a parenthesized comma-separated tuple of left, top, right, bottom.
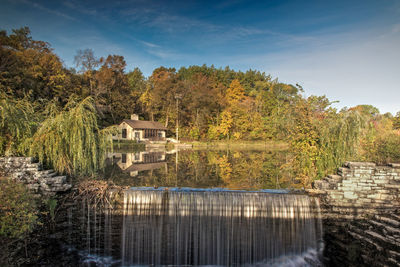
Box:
(267, 26, 400, 114)
(62, 1, 98, 16)
(205, 22, 400, 114)
(121, 7, 221, 34)
(140, 40, 160, 48)
(18, 0, 78, 21)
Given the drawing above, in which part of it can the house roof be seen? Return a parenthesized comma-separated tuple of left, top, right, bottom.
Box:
(122, 119, 168, 130)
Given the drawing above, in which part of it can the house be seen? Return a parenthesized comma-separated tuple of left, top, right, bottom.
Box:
(114, 114, 167, 142)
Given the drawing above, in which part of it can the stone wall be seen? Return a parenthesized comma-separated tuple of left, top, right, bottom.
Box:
(311, 162, 400, 266)
(313, 162, 400, 217)
(0, 157, 72, 196)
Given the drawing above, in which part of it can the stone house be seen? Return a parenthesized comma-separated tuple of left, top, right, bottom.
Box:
(113, 114, 167, 142)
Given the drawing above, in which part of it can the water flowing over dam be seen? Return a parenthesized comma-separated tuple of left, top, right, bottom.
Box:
(76, 189, 324, 266)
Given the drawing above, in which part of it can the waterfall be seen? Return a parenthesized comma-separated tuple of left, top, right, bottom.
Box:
(114, 189, 323, 266)
(76, 189, 323, 266)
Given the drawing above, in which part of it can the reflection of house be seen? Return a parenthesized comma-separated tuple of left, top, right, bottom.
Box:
(113, 114, 167, 142)
(109, 151, 167, 177)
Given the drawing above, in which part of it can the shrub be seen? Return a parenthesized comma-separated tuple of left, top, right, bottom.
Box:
(0, 178, 38, 239)
(374, 132, 400, 164)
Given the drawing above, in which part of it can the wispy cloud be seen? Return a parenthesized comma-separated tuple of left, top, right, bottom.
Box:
(121, 7, 221, 33)
(18, 0, 78, 21)
(140, 40, 159, 48)
(62, 1, 98, 16)
(146, 49, 179, 59)
(268, 26, 400, 114)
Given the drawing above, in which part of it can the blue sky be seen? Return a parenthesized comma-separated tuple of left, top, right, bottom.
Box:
(1, 0, 400, 114)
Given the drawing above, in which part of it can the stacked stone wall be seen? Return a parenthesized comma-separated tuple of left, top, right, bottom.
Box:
(0, 157, 72, 196)
(314, 162, 400, 217)
(312, 162, 400, 266)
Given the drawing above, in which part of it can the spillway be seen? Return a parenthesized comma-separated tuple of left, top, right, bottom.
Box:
(76, 189, 324, 266)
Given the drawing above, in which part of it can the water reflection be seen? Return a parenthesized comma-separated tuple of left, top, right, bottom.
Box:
(104, 148, 292, 190)
(108, 151, 168, 177)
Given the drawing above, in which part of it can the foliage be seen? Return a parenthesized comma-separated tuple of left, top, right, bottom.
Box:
(0, 178, 38, 239)
(373, 132, 400, 164)
(288, 97, 365, 186)
(0, 92, 38, 156)
(1, 26, 397, 184)
(393, 112, 400, 130)
(0, 27, 70, 103)
(360, 113, 400, 164)
(29, 97, 115, 176)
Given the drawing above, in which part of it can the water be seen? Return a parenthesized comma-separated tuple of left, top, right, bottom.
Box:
(103, 148, 293, 190)
(71, 189, 323, 266)
(67, 149, 323, 266)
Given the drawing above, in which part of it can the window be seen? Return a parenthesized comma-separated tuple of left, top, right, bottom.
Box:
(122, 153, 127, 163)
(122, 129, 127, 138)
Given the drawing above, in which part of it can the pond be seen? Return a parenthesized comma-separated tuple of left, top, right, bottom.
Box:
(102, 147, 297, 190)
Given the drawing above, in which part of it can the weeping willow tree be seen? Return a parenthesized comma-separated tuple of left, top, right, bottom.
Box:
(315, 110, 365, 178)
(0, 93, 38, 156)
(29, 97, 115, 176)
(288, 97, 366, 186)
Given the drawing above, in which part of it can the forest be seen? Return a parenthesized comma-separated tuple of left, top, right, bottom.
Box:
(1, 27, 400, 182)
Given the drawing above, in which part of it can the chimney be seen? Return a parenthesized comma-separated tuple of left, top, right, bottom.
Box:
(130, 114, 139, 120)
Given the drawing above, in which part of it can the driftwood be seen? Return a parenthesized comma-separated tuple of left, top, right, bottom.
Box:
(71, 180, 121, 209)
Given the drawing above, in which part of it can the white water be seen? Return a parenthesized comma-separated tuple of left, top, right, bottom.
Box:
(79, 189, 324, 266)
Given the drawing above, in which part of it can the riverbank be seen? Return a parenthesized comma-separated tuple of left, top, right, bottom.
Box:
(113, 140, 145, 151)
(187, 140, 288, 150)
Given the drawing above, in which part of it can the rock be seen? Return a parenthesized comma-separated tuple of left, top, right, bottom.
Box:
(0, 157, 72, 195)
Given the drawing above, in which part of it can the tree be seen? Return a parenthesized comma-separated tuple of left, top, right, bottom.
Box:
(74, 48, 100, 73)
(393, 112, 400, 130)
(94, 55, 134, 125)
(140, 67, 183, 128)
(74, 48, 100, 96)
(29, 97, 115, 175)
(226, 79, 245, 105)
(0, 27, 68, 102)
(127, 67, 146, 115)
(0, 93, 38, 156)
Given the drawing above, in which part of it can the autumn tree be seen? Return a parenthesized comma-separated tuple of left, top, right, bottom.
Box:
(74, 48, 100, 96)
(393, 112, 400, 130)
(94, 55, 134, 125)
(0, 27, 69, 103)
(180, 73, 222, 139)
(127, 67, 147, 115)
(140, 67, 183, 128)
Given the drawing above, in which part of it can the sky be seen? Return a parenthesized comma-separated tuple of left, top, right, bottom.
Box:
(1, 0, 399, 114)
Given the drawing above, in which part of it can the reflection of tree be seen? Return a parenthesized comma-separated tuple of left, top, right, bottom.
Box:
(216, 155, 232, 183)
(101, 150, 292, 189)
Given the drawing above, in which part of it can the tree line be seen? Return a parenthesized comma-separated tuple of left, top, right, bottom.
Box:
(1, 27, 399, 182)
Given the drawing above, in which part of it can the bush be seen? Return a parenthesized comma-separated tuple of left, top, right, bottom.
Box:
(374, 132, 400, 164)
(0, 178, 38, 239)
